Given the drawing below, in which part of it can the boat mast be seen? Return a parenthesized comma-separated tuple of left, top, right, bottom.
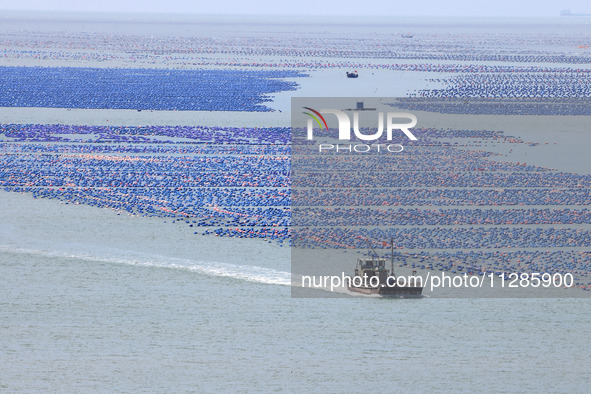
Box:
(365, 239, 379, 261)
(390, 237, 395, 278)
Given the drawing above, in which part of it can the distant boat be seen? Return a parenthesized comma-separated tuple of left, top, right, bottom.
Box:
(347, 239, 423, 297)
(401, 33, 413, 38)
(347, 257, 423, 297)
(346, 71, 358, 78)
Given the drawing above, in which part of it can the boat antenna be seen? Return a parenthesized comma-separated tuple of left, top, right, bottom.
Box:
(390, 238, 396, 277)
(364, 239, 379, 260)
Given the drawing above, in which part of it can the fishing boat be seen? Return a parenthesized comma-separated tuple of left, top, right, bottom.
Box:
(346, 71, 358, 78)
(347, 258, 423, 297)
(347, 240, 423, 297)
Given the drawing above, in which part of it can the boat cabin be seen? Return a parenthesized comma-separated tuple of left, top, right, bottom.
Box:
(354, 258, 390, 286)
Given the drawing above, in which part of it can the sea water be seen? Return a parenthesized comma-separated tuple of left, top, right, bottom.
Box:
(1, 192, 590, 392)
(1, 14, 591, 392)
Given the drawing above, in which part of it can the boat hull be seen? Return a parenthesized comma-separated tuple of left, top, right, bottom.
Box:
(348, 285, 423, 297)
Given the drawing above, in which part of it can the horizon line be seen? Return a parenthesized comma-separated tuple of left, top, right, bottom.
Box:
(0, 9, 575, 19)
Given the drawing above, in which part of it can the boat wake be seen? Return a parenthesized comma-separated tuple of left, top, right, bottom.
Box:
(0, 244, 291, 286)
(0, 245, 388, 295)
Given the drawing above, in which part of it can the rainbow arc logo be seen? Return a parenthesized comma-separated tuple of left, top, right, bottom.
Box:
(302, 107, 328, 130)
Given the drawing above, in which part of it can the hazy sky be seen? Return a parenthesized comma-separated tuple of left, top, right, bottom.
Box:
(0, 0, 589, 17)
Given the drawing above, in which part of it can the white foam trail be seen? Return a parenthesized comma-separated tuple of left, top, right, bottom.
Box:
(0, 245, 291, 286)
(0, 245, 360, 295)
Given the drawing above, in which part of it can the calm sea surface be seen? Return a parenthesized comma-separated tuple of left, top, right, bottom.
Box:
(1, 192, 590, 392)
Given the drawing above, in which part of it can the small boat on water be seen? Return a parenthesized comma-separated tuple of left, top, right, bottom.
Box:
(346, 71, 358, 78)
(347, 240, 423, 297)
(401, 33, 413, 38)
(347, 258, 423, 297)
